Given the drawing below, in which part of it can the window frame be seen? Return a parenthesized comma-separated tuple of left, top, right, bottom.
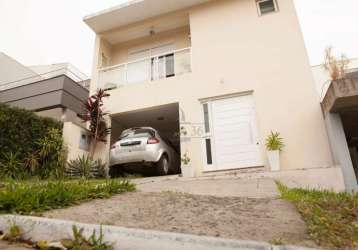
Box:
(201, 102, 215, 167)
(256, 0, 279, 16)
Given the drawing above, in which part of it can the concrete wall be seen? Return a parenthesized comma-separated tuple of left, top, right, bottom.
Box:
(63, 122, 90, 161)
(324, 113, 358, 193)
(110, 27, 190, 66)
(88, 0, 335, 180)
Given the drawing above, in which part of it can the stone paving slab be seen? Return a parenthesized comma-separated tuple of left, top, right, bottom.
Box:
(132, 176, 279, 198)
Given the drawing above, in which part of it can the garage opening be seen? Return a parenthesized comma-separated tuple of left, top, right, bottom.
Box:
(110, 103, 181, 176)
(341, 111, 358, 183)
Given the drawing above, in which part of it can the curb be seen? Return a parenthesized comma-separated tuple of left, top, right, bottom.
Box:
(0, 215, 315, 250)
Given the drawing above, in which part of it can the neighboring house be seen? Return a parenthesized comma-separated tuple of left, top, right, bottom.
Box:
(83, 0, 354, 191)
(312, 60, 358, 192)
(0, 52, 89, 125)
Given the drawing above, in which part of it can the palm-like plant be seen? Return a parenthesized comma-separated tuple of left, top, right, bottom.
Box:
(80, 89, 111, 158)
(265, 131, 284, 151)
(66, 155, 106, 179)
(0, 152, 23, 179)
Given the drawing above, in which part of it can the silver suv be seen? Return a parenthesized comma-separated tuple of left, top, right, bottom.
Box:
(109, 127, 179, 177)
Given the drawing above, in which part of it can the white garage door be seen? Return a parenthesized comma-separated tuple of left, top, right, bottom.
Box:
(203, 95, 263, 171)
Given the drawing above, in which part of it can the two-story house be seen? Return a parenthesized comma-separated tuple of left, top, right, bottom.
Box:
(83, 0, 352, 191)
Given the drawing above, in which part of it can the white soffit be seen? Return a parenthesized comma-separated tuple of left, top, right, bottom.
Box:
(84, 0, 212, 33)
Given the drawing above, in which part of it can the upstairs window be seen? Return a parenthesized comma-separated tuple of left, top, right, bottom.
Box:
(256, 0, 278, 16)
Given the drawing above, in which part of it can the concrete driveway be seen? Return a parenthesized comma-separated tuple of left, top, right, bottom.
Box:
(132, 175, 279, 198)
(44, 175, 316, 247)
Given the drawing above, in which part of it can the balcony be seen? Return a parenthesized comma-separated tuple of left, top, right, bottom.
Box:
(321, 76, 358, 115)
(98, 47, 191, 90)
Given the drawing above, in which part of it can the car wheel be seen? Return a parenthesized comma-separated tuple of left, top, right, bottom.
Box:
(156, 155, 169, 176)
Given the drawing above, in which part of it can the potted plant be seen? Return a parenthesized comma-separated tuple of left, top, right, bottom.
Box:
(265, 131, 284, 171)
(180, 152, 195, 178)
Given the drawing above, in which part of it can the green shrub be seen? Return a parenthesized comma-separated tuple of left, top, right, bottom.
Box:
(0, 104, 64, 179)
(277, 182, 358, 249)
(0, 152, 23, 179)
(0, 179, 135, 214)
(66, 155, 106, 179)
(35, 128, 67, 179)
(0, 103, 62, 160)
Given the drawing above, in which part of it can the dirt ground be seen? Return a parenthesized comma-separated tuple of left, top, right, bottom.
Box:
(0, 241, 31, 250)
(44, 191, 316, 247)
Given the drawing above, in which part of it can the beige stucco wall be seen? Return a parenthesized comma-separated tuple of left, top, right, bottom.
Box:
(37, 108, 85, 129)
(63, 122, 89, 161)
(110, 26, 190, 66)
(89, 0, 334, 175)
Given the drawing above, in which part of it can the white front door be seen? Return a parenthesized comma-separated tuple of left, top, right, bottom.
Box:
(203, 95, 263, 171)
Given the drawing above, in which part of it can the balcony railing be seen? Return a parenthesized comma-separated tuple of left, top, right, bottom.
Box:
(98, 47, 191, 90)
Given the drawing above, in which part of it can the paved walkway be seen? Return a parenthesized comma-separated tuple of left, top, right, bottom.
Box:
(132, 175, 279, 198)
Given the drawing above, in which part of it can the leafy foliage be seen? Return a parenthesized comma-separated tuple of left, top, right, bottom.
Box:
(0, 153, 23, 179)
(0, 104, 64, 179)
(66, 225, 113, 250)
(277, 182, 358, 249)
(35, 128, 67, 179)
(181, 152, 191, 165)
(265, 131, 284, 151)
(80, 89, 111, 158)
(323, 47, 350, 81)
(0, 179, 135, 214)
(0, 128, 66, 180)
(0, 103, 62, 162)
(66, 155, 106, 179)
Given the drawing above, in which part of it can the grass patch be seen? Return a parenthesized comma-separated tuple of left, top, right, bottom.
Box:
(0, 179, 135, 215)
(276, 181, 358, 249)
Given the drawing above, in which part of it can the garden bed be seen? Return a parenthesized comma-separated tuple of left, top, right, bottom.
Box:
(277, 182, 358, 249)
(0, 179, 135, 215)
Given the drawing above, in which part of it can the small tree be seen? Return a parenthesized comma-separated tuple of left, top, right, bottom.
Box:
(80, 89, 111, 158)
(323, 47, 350, 81)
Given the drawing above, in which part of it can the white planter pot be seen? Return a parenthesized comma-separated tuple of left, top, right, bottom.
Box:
(181, 165, 195, 178)
(267, 150, 280, 171)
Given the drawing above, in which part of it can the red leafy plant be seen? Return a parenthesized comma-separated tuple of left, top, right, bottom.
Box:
(80, 89, 111, 158)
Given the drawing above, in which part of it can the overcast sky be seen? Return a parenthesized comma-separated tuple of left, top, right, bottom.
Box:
(0, 0, 357, 77)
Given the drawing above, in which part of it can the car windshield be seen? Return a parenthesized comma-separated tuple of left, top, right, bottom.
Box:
(119, 128, 155, 140)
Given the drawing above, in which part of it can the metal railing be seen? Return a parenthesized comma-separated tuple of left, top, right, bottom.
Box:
(98, 47, 191, 90)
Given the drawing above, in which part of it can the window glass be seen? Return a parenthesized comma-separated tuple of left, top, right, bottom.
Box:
(205, 138, 213, 165)
(120, 128, 155, 139)
(79, 133, 90, 151)
(203, 104, 210, 133)
(258, 0, 276, 15)
(165, 54, 175, 77)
